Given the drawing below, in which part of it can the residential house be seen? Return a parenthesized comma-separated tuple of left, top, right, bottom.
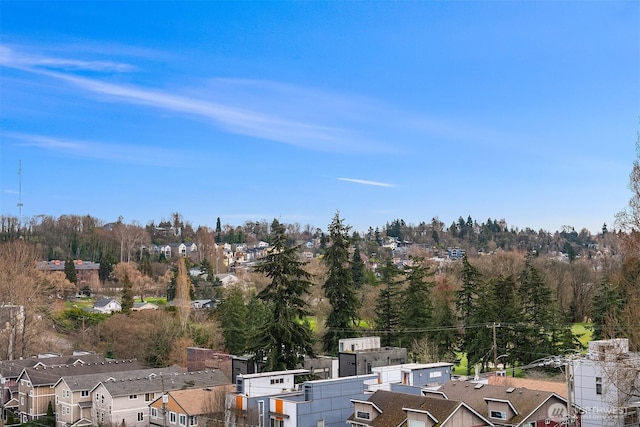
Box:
(571, 338, 640, 427)
(92, 298, 121, 314)
(148, 385, 235, 427)
(54, 366, 183, 427)
(348, 389, 493, 427)
(366, 363, 454, 393)
(16, 359, 140, 424)
(191, 300, 215, 310)
(425, 381, 581, 427)
(91, 370, 229, 427)
(229, 369, 378, 427)
(185, 348, 232, 379)
(338, 337, 407, 377)
(36, 260, 100, 290)
(214, 273, 239, 287)
(1, 352, 105, 423)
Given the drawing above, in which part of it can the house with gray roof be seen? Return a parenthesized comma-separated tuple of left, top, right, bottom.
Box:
(1, 352, 105, 423)
(54, 366, 184, 427)
(16, 359, 140, 424)
(91, 370, 229, 427)
(348, 389, 493, 427)
(92, 297, 121, 314)
(425, 381, 581, 426)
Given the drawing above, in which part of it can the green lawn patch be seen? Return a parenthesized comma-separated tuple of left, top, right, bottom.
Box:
(572, 322, 593, 350)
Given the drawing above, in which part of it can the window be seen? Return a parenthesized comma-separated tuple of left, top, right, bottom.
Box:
(129, 394, 138, 399)
(356, 411, 371, 420)
(596, 377, 602, 395)
(270, 419, 284, 427)
(101, 395, 104, 403)
(145, 393, 154, 401)
(270, 378, 284, 385)
(170, 412, 177, 424)
(138, 412, 144, 421)
(429, 371, 442, 378)
(151, 407, 158, 417)
(490, 410, 507, 420)
(179, 414, 187, 426)
(408, 421, 425, 427)
(20, 397, 24, 405)
(81, 390, 89, 397)
(189, 416, 198, 425)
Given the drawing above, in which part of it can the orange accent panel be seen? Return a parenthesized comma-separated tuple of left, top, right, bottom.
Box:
(275, 399, 283, 414)
(236, 395, 243, 410)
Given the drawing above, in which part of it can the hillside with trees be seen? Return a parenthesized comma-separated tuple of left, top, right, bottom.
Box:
(0, 156, 638, 371)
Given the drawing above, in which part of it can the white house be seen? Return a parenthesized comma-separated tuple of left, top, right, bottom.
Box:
(92, 298, 121, 314)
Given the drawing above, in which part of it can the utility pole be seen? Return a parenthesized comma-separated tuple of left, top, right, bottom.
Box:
(487, 322, 500, 373)
(17, 160, 23, 220)
(565, 357, 575, 427)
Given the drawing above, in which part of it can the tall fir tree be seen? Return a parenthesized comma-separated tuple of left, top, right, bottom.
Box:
(64, 257, 77, 286)
(351, 246, 366, 289)
(455, 255, 483, 374)
(121, 273, 134, 312)
(217, 287, 248, 355)
(400, 256, 435, 347)
(249, 219, 315, 371)
(322, 213, 361, 355)
(375, 260, 403, 347)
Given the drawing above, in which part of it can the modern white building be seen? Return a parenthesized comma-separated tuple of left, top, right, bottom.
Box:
(571, 338, 640, 427)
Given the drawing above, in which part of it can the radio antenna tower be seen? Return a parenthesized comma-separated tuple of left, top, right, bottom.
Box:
(17, 160, 23, 219)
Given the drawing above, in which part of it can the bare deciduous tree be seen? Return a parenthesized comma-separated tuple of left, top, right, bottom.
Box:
(0, 241, 54, 359)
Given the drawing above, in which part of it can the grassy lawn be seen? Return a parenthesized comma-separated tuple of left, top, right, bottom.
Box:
(143, 297, 167, 306)
(572, 322, 593, 350)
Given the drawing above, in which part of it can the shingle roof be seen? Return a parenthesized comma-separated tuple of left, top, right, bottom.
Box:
(350, 390, 463, 427)
(1, 353, 106, 379)
(436, 381, 559, 424)
(98, 370, 230, 397)
(93, 298, 118, 308)
(20, 359, 140, 386)
(58, 366, 183, 392)
(166, 385, 235, 416)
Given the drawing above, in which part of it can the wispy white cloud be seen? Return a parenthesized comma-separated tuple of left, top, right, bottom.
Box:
(338, 177, 396, 188)
(1, 45, 510, 156)
(0, 45, 135, 72)
(0, 46, 393, 154)
(5, 132, 195, 167)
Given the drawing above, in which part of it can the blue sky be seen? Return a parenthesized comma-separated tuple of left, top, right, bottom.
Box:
(1, 1, 638, 234)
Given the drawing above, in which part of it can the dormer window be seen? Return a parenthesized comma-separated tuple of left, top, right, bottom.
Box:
(356, 411, 370, 420)
(490, 410, 507, 420)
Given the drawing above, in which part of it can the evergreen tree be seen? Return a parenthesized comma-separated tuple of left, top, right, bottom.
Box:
(351, 246, 366, 289)
(322, 213, 361, 355)
(139, 251, 153, 277)
(430, 295, 458, 361)
(375, 260, 403, 347)
(217, 287, 248, 354)
(400, 256, 435, 346)
(98, 252, 117, 284)
(455, 255, 483, 374)
(515, 259, 568, 361)
(591, 282, 624, 341)
(64, 257, 77, 286)
(249, 219, 315, 371)
(121, 273, 134, 312)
